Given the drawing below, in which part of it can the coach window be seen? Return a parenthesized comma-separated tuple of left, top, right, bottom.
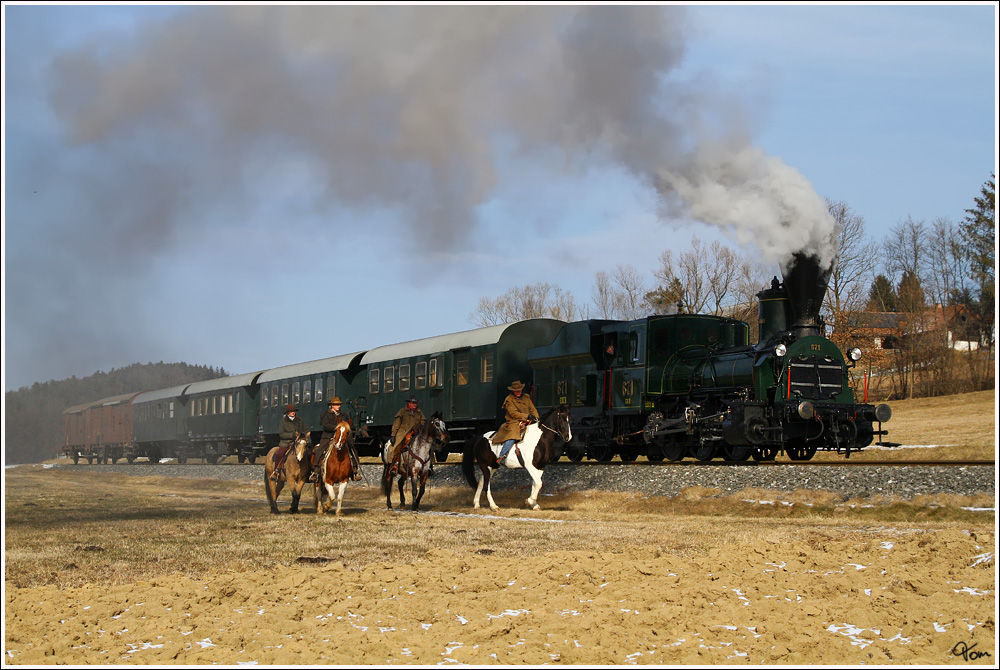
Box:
(272, 385, 279, 408)
(293, 382, 301, 405)
(282, 384, 289, 405)
(384, 366, 395, 393)
(429, 357, 444, 388)
(481, 351, 494, 383)
(315, 377, 324, 403)
(456, 352, 469, 386)
(233, 393, 239, 413)
(399, 364, 411, 391)
(629, 333, 639, 363)
(303, 380, 312, 403)
(169, 401, 175, 419)
(415, 361, 427, 389)
(369, 368, 380, 394)
(327, 374, 337, 400)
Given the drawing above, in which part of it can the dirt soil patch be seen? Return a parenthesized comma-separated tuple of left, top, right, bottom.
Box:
(4, 467, 996, 665)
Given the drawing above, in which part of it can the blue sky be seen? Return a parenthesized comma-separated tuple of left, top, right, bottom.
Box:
(3, 3, 996, 392)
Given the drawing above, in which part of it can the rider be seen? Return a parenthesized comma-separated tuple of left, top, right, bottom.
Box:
(309, 397, 361, 483)
(271, 404, 308, 481)
(491, 381, 538, 467)
(387, 395, 425, 475)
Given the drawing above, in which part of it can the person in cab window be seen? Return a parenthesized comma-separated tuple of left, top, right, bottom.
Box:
(387, 395, 425, 475)
(490, 380, 539, 467)
(271, 404, 308, 481)
(309, 397, 361, 483)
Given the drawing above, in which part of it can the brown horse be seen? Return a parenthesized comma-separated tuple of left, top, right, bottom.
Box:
(315, 419, 354, 516)
(264, 431, 312, 514)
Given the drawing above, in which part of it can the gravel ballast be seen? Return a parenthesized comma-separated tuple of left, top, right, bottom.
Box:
(47, 460, 995, 501)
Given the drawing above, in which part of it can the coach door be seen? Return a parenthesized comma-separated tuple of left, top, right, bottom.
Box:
(451, 349, 473, 419)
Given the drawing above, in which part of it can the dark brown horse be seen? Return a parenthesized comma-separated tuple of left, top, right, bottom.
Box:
(462, 405, 572, 511)
(264, 431, 312, 514)
(381, 411, 449, 511)
(315, 419, 354, 516)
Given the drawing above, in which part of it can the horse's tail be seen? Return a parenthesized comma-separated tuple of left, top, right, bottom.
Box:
(462, 440, 479, 489)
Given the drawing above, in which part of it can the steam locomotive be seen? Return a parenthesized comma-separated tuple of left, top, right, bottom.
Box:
(528, 252, 891, 462)
(61, 254, 890, 464)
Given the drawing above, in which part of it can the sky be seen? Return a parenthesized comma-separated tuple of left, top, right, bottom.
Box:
(3, 3, 997, 392)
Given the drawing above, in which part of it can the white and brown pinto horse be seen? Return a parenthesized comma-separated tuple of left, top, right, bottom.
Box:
(264, 431, 312, 514)
(314, 418, 354, 516)
(382, 411, 449, 511)
(462, 405, 572, 511)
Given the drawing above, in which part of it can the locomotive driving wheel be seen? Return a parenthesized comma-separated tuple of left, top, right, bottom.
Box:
(785, 441, 818, 461)
(723, 444, 752, 462)
(690, 441, 716, 462)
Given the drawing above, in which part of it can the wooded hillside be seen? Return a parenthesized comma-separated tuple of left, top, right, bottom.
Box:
(4, 362, 227, 464)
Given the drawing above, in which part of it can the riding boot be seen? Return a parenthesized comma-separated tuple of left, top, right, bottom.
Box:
(270, 454, 284, 481)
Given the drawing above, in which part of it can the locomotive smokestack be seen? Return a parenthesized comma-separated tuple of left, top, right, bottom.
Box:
(781, 252, 832, 339)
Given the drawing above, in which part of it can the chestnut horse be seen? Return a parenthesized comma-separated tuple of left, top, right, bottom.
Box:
(315, 418, 354, 516)
(462, 405, 572, 511)
(381, 411, 449, 511)
(264, 431, 312, 514)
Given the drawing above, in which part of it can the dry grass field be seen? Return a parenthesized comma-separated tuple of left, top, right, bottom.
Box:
(4, 389, 996, 665)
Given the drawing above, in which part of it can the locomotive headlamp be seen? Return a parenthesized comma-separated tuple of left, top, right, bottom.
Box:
(774, 344, 787, 357)
(797, 401, 815, 420)
(848, 347, 862, 361)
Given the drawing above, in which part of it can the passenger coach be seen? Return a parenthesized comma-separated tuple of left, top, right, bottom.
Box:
(353, 318, 567, 459)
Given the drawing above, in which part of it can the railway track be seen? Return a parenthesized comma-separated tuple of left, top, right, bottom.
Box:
(542, 459, 995, 467)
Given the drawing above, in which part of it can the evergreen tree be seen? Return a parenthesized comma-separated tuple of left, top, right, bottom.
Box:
(866, 274, 898, 312)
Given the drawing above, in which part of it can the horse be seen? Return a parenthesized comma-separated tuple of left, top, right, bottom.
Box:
(314, 418, 354, 516)
(382, 411, 449, 511)
(264, 431, 312, 514)
(462, 405, 572, 511)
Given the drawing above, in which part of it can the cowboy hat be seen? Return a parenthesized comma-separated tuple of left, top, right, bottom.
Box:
(507, 381, 525, 392)
(328, 397, 342, 405)
(285, 404, 298, 413)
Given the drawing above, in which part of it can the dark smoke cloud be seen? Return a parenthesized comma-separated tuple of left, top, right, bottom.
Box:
(45, 5, 835, 261)
(8, 5, 837, 389)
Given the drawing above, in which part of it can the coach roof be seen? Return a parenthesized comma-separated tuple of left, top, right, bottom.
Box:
(256, 353, 364, 383)
(360, 321, 565, 365)
(184, 371, 265, 396)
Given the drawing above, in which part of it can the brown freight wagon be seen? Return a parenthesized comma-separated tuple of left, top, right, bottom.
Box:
(61, 392, 143, 464)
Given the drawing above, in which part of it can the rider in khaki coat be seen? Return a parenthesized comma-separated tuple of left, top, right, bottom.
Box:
(387, 396, 425, 474)
(491, 381, 538, 466)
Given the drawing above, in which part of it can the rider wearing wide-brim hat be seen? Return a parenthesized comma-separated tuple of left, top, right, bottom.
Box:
(387, 395, 426, 473)
(272, 404, 309, 481)
(310, 396, 361, 483)
(491, 381, 539, 466)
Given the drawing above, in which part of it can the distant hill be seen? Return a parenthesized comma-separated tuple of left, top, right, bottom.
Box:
(4, 362, 228, 464)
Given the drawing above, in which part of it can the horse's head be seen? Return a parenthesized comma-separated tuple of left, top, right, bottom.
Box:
(429, 411, 450, 446)
(293, 431, 311, 462)
(553, 405, 573, 443)
(332, 419, 352, 450)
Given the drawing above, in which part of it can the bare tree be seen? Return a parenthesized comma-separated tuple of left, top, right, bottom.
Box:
(590, 271, 615, 319)
(469, 282, 578, 327)
(611, 264, 648, 320)
(652, 236, 709, 314)
(823, 199, 878, 345)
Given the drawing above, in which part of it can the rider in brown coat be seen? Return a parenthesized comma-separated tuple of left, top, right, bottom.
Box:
(387, 396, 425, 474)
(491, 381, 538, 466)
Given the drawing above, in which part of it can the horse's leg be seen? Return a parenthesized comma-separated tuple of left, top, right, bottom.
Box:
(314, 479, 324, 515)
(322, 480, 334, 513)
(473, 462, 486, 509)
(264, 465, 280, 514)
(398, 474, 407, 509)
(413, 473, 427, 511)
(335, 481, 348, 516)
(289, 476, 302, 514)
(524, 463, 543, 510)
